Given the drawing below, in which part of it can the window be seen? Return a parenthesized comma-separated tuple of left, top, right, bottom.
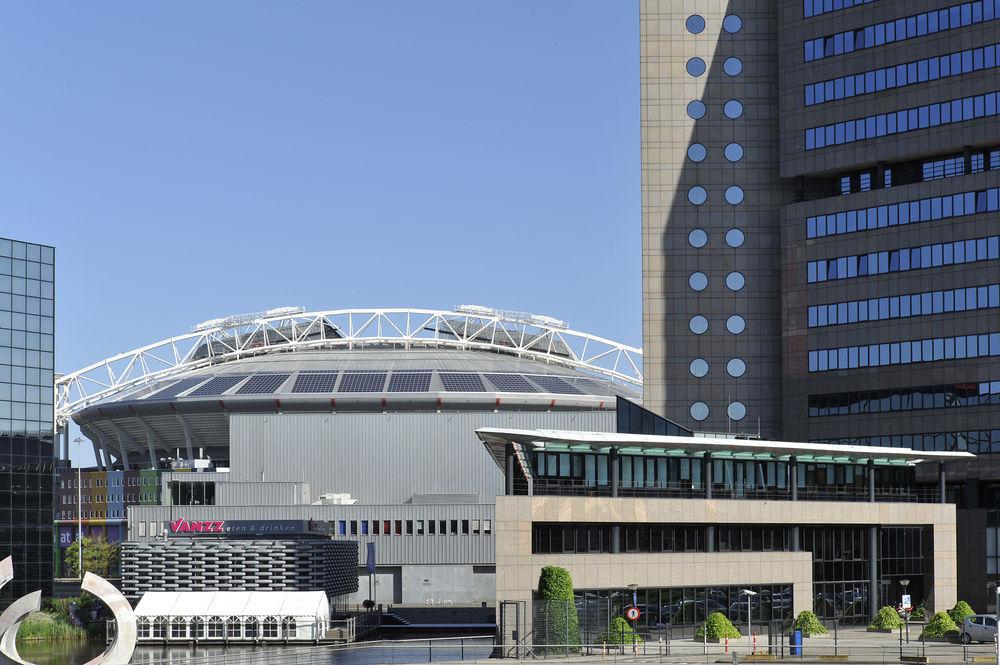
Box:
(405, 520, 413, 535)
(462, 519, 470, 535)
(152, 618, 167, 640)
(245, 618, 259, 639)
(484, 520, 492, 534)
(262, 616, 278, 639)
(226, 617, 241, 639)
(417, 520, 425, 535)
(473, 519, 481, 534)
(207, 617, 224, 639)
(450, 520, 458, 535)
(190, 617, 205, 639)
(137, 618, 151, 639)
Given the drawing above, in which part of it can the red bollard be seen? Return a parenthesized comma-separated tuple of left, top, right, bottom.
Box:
(725, 637, 729, 653)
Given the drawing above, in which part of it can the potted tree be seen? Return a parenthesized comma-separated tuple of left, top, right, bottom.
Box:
(695, 612, 741, 643)
(789, 610, 828, 638)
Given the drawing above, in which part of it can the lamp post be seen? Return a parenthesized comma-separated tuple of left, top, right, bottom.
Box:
(73, 436, 83, 580)
(900, 578, 910, 644)
(988, 581, 1000, 665)
(741, 589, 758, 647)
(627, 583, 639, 647)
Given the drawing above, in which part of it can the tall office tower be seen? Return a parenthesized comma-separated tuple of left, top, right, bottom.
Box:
(0, 237, 55, 605)
(642, 1, 792, 436)
(643, 0, 1000, 607)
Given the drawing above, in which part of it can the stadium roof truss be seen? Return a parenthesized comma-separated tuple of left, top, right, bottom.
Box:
(55, 308, 643, 424)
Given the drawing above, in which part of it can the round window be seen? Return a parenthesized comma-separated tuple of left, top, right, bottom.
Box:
(723, 57, 743, 76)
(689, 316, 709, 335)
(724, 100, 744, 119)
(686, 15, 706, 34)
(727, 401, 747, 421)
(688, 228, 708, 248)
(687, 143, 707, 162)
(687, 100, 707, 119)
(686, 57, 706, 77)
(724, 143, 744, 162)
(725, 228, 745, 248)
(726, 315, 746, 334)
(725, 272, 746, 291)
(725, 186, 745, 205)
(726, 358, 747, 377)
(688, 272, 709, 291)
(689, 358, 709, 377)
(690, 402, 710, 421)
(687, 186, 707, 205)
(723, 15, 743, 33)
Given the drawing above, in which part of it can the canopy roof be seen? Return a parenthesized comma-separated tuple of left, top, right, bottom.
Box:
(134, 591, 330, 618)
(476, 427, 976, 470)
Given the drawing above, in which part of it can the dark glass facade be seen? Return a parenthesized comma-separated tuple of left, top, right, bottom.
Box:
(0, 237, 55, 606)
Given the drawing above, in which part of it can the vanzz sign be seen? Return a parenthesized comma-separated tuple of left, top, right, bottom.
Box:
(169, 518, 225, 534)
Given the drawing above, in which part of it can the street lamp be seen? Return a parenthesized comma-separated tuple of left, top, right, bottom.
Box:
(627, 584, 639, 650)
(987, 581, 1000, 665)
(741, 589, 758, 647)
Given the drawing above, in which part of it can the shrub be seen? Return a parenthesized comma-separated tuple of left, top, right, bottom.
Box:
(921, 612, 959, 639)
(948, 601, 975, 626)
(868, 606, 903, 631)
(695, 612, 741, 640)
(910, 604, 926, 621)
(535, 566, 580, 655)
(790, 610, 828, 635)
(600, 616, 644, 645)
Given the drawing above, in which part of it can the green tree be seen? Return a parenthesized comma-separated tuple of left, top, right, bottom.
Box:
(790, 610, 828, 635)
(868, 606, 903, 632)
(535, 566, 581, 655)
(948, 601, 975, 626)
(695, 612, 741, 639)
(921, 611, 959, 639)
(63, 536, 119, 578)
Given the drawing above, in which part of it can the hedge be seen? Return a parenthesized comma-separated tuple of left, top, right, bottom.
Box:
(921, 612, 959, 639)
(868, 606, 903, 631)
(695, 612, 741, 639)
(948, 601, 975, 626)
(600, 616, 644, 645)
(535, 566, 581, 654)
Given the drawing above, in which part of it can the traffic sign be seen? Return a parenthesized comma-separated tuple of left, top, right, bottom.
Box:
(625, 606, 641, 621)
(901, 594, 912, 610)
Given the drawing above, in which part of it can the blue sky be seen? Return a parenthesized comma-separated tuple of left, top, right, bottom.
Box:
(0, 3, 640, 464)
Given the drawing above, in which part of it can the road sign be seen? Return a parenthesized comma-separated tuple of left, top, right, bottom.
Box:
(901, 594, 912, 610)
(625, 606, 641, 622)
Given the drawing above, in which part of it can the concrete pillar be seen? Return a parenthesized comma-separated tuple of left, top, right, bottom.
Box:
(610, 448, 619, 498)
(791, 526, 800, 552)
(868, 459, 876, 502)
(939, 462, 947, 504)
(611, 525, 621, 554)
(789, 456, 798, 501)
(505, 444, 515, 496)
(706, 525, 715, 552)
(704, 453, 713, 500)
(869, 526, 879, 619)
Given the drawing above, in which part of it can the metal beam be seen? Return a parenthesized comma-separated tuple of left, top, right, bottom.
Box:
(97, 429, 129, 472)
(80, 425, 106, 471)
(175, 414, 201, 460)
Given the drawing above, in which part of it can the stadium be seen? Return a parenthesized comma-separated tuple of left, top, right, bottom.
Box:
(54, 306, 670, 605)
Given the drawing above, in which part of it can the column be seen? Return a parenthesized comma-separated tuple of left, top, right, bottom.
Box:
(505, 444, 515, 496)
(867, 459, 876, 502)
(704, 453, 713, 500)
(706, 525, 715, 553)
(939, 462, 947, 504)
(789, 456, 798, 501)
(869, 526, 879, 619)
(610, 447, 620, 498)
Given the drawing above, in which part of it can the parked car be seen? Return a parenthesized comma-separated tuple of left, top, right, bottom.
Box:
(961, 614, 998, 644)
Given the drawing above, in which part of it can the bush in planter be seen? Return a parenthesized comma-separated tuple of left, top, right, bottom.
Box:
(920, 612, 959, 639)
(535, 566, 581, 655)
(948, 601, 975, 626)
(599, 617, 644, 645)
(909, 604, 926, 621)
(868, 606, 903, 631)
(788, 610, 827, 636)
(695, 612, 741, 640)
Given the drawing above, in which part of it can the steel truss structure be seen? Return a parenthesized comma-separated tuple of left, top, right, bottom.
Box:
(55, 308, 642, 424)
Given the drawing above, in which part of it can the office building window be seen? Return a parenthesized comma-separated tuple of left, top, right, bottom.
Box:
(806, 236, 999, 283)
(808, 284, 1000, 327)
(808, 332, 1000, 372)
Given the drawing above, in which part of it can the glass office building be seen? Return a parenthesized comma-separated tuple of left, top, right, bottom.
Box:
(0, 237, 55, 605)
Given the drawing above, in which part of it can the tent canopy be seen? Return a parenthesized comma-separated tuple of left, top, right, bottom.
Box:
(135, 591, 330, 619)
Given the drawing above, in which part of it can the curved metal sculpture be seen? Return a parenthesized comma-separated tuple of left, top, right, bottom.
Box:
(55, 306, 644, 423)
(0, 590, 41, 665)
(0, 565, 136, 665)
(80, 572, 136, 665)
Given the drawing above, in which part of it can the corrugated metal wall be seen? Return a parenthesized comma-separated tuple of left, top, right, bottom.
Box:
(228, 410, 614, 504)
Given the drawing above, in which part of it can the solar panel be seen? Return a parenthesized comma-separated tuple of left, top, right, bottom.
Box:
(148, 377, 211, 399)
(387, 371, 432, 392)
(291, 371, 339, 393)
(529, 375, 584, 395)
(573, 378, 614, 396)
(186, 375, 248, 397)
(236, 373, 290, 395)
(484, 373, 538, 393)
(338, 371, 387, 392)
(439, 372, 487, 392)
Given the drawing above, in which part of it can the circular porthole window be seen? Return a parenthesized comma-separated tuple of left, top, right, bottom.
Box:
(686, 15, 706, 34)
(723, 57, 743, 76)
(688, 272, 709, 291)
(689, 358, 709, 377)
(727, 401, 747, 421)
(725, 186, 745, 205)
(726, 358, 747, 377)
(723, 15, 743, 33)
(687, 143, 707, 162)
(687, 100, 707, 119)
(686, 57, 706, 76)
(690, 401, 710, 421)
(724, 100, 744, 119)
(688, 228, 708, 248)
(725, 228, 745, 248)
(689, 316, 709, 335)
(725, 272, 746, 291)
(726, 315, 746, 334)
(724, 143, 744, 162)
(687, 186, 707, 205)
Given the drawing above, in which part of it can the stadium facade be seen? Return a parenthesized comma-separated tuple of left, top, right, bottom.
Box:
(55, 307, 663, 604)
(641, 0, 1000, 608)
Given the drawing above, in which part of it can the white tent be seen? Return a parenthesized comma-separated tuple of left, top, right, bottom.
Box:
(134, 591, 330, 642)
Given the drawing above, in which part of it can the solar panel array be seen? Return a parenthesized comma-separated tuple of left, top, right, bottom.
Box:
(291, 371, 339, 393)
(387, 371, 432, 392)
(439, 372, 487, 392)
(338, 371, 387, 393)
(573, 378, 614, 396)
(529, 375, 584, 394)
(484, 373, 538, 393)
(236, 373, 291, 395)
(149, 377, 212, 399)
(187, 375, 249, 397)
